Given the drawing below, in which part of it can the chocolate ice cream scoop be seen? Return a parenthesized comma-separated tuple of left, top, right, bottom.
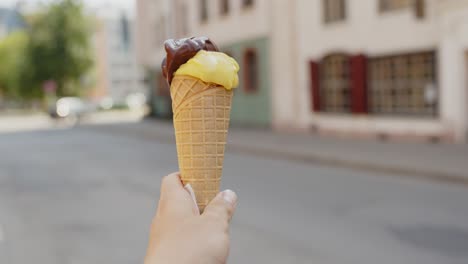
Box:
(162, 37, 219, 84)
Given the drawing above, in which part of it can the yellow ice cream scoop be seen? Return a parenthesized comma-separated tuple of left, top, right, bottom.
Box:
(174, 50, 239, 90)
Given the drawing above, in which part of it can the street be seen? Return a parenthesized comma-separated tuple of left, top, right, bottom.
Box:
(0, 122, 468, 264)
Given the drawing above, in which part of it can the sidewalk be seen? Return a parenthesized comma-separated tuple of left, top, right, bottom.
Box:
(0, 110, 144, 134)
(0, 113, 52, 134)
(91, 119, 468, 185)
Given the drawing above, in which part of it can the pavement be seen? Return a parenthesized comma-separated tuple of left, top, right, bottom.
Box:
(3, 113, 467, 184)
(0, 122, 468, 264)
(0, 110, 145, 134)
(89, 119, 468, 185)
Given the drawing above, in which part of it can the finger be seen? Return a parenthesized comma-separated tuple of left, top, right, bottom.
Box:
(203, 190, 237, 224)
(158, 172, 198, 216)
(160, 172, 184, 197)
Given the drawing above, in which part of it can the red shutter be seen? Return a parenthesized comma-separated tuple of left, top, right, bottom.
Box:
(309, 61, 320, 112)
(350, 54, 368, 114)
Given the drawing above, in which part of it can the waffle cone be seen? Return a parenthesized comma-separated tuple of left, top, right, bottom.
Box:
(170, 75, 233, 211)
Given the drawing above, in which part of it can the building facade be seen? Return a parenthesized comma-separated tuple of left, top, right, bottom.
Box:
(91, 11, 145, 105)
(136, 0, 468, 142)
(284, 0, 468, 143)
(136, 0, 272, 124)
(187, 0, 272, 126)
(136, 0, 172, 117)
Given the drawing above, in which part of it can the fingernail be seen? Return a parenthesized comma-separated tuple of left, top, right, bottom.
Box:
(222, 190, 237, 206)
(184, 184, 199, 212)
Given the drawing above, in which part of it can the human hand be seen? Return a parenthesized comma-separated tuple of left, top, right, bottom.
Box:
(144, 172, 238, 264)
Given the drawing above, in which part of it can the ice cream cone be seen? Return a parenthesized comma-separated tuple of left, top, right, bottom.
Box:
(171, 75, 233, 211)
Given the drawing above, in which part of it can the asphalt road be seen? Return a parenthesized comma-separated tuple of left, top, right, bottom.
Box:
(0, 123, 467, 264)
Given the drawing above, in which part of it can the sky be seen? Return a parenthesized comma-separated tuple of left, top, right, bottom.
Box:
(0, 0, 135, 14)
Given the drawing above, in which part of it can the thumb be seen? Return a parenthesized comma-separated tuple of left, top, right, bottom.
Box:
(203, 190, 238, 223)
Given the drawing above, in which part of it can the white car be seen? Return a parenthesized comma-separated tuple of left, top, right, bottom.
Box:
(49, 97, 94, 119)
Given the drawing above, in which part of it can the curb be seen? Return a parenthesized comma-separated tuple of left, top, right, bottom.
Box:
(86, 122, 468, 187)
(226, 144, 468, 187)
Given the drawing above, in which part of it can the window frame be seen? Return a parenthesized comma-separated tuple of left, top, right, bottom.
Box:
(414, 0, 425, 19)
(318, 53, 352, 113)
(220, 0, 230, 16)
(200, 0, 209, 23)
(367, 50, 438, 117)
(242, 0, 254, 9)
(378, 0, 412, 13)
(243, 48, 259, 94)
(323, 0, 347, 24)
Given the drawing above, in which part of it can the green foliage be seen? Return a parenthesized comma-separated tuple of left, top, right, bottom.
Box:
(0, 0, 93, 100)
(0, 31, 30, 99)
(27, 0, 93, 97)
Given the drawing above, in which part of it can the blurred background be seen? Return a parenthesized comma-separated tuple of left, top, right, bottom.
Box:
(0, 0, 468, 263)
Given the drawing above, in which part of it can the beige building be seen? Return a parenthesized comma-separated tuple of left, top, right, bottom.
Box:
(137, 0, 276, 124)
(136, 0, 468, 143)
(91, 9, 145, 105)
(136, 0, 173, 116)
(89, 19, 108, 100)
(286, 0, 468, 143)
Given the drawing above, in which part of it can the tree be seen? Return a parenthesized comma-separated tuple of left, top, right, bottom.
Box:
(27, 0, 93, 98)
(0, 31, 30, 99)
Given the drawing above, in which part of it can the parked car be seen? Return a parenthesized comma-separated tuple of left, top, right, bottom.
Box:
(48, 97, 94, 120)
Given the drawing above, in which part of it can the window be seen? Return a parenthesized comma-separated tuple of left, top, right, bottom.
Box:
(120, 14, 130, 51)
(368, 51, 437, 116)
(415, 0, 425, 18)
(243, 49, 259, 93)
(319, 54, 352, 113)
(323, 0, 346, 23)
(379, 0, 411, 12)
(380, 0, 425, 18)
(200, 0, 208, 23)
(220, 0, 229, 15)
(242, 0, 254, 8)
